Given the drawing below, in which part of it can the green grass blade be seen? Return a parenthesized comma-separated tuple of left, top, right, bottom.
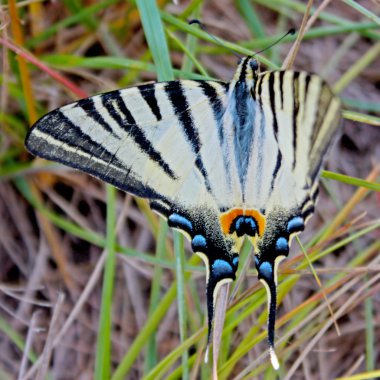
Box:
(322, 170, 380, 192)
(342, 0, 380, 26)
(136, 0, 174, 81)
(180, 0, 204, 20)
(180, 1, 203, 73)
(161, 11, 278, 69)
(63, 0, 97, 29)
(95, 185, 117, 380)
(42, 54, 211, 80)
(0, 316, 38, 364)
(333, 42, 380, 93)
(112, 255, 200, 380)
(174, 231, 189, 380)
(364, 280, 375, 371)
(26, 0, 120, 48)
(342, 99, 380, 114)
(168, 30, 209, 77)
(144, 220, 169, 373)
(236, 0, 266, 38)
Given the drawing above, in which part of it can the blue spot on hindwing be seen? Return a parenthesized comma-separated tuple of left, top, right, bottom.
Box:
(287, 216, 304, 233)
(192, 235, 207, 250)
(259, 261, 273, 280)
(232, 256, 239, 268)
(168, 213, 193, 232)
(276, 237, 289, 253)
(212, 259, 233, 277)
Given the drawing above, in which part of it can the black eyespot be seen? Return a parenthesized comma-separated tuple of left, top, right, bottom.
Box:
(231, 216, 257, 237)
(212, 259, 234, 279)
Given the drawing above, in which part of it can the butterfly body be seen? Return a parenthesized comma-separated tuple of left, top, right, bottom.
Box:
(25, 56, 341, 368)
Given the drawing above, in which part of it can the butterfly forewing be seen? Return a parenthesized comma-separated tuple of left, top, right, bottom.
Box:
(26, 80, 233, 210)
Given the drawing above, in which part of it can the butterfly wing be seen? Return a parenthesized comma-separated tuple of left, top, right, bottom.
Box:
(26, 80, 233, 210)
(25, 78, 240, 346)
(244, 70, 341, 212)
(242, 70, 341, 366)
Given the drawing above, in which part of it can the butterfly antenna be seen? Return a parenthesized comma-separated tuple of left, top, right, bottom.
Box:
(254, 28, 296, 56)
(189, 19, 241, 59)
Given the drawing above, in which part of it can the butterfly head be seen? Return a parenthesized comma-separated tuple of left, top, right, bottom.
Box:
(247, 57, 259, 71)
(234, 57, 260, 84)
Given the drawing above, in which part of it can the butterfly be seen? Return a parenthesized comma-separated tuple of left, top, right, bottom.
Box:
(25, 55, 341, 369)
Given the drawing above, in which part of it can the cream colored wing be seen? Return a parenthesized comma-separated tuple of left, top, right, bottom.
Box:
(25, 80, 232, 212)
(244, 70, 341, 214)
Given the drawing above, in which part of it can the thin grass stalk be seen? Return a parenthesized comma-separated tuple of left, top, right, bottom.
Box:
(342, 110, 380, 127)
(95, 185, 117, 380)
(112, 256, 200, 380)
(25, 0, 120, 49)
(333, 42, 380, 93)
(342, 0, 380, 26)
(144, 220, 168, 373)
(136, 0, 174, 81)
(321, 170, 380, 192)
(180, 0, 203, 73)
(8, 0, 37, 124)
(364, 278, 375, 372)
(174, 232, 189, 380)
(236, 0, 266, 38)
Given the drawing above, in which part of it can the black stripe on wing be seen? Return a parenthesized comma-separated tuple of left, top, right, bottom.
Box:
(198, 81, 228, 145)
(269, 149, 282, 194)
(164, 81, 212, 192)
(25, 109, 128, 172)
(279, 71, 285, 109)
(268, 73, 279, 139)
(76, 97, 115, 135)
(304, 74, 311, 107)
(25, 111, 171, 202)
(25, 110, 170, 204)
(138, 83, 163, 121)
(100, 91, 178, 180)
(292, 72, 300, 169)
(199, 81, 231, 191)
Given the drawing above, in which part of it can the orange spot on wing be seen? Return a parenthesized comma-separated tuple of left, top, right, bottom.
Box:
(220, 208, 244, 234)
(219, 208, 266, 236)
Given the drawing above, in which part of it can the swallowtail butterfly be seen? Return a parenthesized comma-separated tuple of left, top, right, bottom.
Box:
(25, 55, 341, 369)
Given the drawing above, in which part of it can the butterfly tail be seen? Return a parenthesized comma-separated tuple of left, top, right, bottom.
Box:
(266, 280, 280, 370)
(204, 259, 237, 363)
(204, 278, 215, 363)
